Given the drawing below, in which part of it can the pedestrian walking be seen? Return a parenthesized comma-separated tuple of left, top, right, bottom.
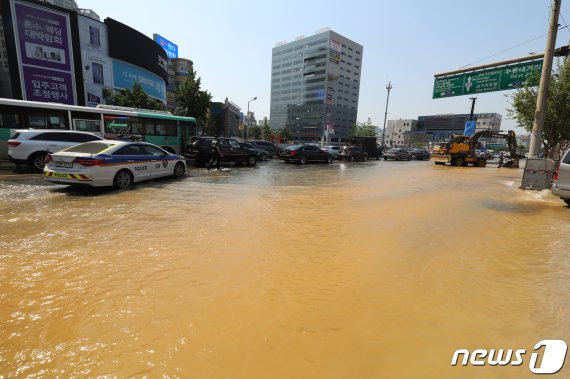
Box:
(207, 135, 224, 171)
(498, 152, 504, 168)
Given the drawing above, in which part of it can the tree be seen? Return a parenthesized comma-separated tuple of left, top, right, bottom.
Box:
(248, 125, 262, 139)
(278, 128, 292, 141)
(351, 119, 377, 137)
(507, 60, 570, 157)
(175, 67, 212, 130)
(112, 82, 163, 110)
(262, 119, 272, 140)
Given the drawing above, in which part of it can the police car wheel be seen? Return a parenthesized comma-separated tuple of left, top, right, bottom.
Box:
(113, 169, 133, 189)
(173, 162, 185, 177)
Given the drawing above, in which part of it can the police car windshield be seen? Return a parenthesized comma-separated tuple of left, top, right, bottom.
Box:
(64, 142, 115, 154)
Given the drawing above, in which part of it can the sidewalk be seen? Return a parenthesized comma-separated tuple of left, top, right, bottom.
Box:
(0, 159, 29, 173)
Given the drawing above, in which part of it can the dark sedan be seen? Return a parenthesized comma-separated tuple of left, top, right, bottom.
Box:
(409, 148, 430, 160)
(338, 146, 369, 161)
(186, 137, 260, 166)
(279, 145, 334, 164)
(384, 148, 411, 161)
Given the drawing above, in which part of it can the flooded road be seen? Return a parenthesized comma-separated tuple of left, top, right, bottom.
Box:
(0, 159, 569, 378)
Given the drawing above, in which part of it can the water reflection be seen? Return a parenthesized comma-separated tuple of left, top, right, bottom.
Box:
(0, 160, 568, 378)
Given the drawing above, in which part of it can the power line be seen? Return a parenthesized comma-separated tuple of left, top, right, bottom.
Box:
(459, 27, 566, 69)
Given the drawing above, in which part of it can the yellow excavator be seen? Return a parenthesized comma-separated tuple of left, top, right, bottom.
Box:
(431, 130, 518, 168)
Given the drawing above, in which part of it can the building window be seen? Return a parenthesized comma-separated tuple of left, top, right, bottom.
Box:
(89, 26, 100, 47)
(92, 62, 104, 85)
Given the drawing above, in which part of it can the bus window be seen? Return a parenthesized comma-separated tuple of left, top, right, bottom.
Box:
(154, 120, 177, 136)
(130, 118, 147, 135)
(0, 110, 21, 128)
(75, 119, 102, 133)
(27, 115, 67, 129)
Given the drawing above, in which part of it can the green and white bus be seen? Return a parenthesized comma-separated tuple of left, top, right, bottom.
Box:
(0, 98, 197, 160)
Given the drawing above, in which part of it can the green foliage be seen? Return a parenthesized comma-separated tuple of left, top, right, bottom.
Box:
(248, 125, 262, 139)
(507, 61, 570, 155)
(262, 120, 272, 140)
(278, 128, 292, 141)
(175, 67, 212, 129)
(112, 82, 163, 110)
(351, 119, 377, 137)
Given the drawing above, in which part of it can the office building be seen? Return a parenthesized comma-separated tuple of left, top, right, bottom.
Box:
(270, 29, 363, 143)
(417, 113, 502, 141)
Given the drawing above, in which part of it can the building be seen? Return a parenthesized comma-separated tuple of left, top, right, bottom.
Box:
(270, 29, 363, 143)
(0, 0, 171, 108)
(38, 0, 76, 10)
(385, 119, 416, 147)
(416, 113, 502, 141)
(166, 58, 194, 112)
(209, 98, 241, 138)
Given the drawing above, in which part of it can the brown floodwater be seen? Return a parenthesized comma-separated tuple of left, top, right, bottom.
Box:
(0, 159, 569, 379)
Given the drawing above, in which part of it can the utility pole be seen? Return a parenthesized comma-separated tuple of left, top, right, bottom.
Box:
(381, 81, 392, 148)
(468, 97, 477, 120)
(529, 0, 561, 158)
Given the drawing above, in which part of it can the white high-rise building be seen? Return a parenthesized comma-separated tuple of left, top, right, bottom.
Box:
(270, 29, 363, 143)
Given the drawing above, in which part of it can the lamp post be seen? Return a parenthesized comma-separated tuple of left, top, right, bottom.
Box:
(82, 65, 90, 105)
(245, 96, 257, 140)
(381, 81, 392, 149)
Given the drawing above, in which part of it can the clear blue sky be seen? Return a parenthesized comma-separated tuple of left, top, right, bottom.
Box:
(78, 0, 570, 134)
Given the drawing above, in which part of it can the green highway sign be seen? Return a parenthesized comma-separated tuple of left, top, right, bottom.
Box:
(433, 60, 543, 99)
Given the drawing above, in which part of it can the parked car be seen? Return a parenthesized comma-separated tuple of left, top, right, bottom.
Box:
(383, 148, 411, 161)
(247, 140, 279, 157)
(338, 146, 369, 161)
(409, 148, 430, 160)
(43, 140, 186, 189)
(186, 137, 260, 167)
(279, 144, 334, 164)
(552, 149, 570, 206)
(240, 142, 269, 161)
(8, 129, 103, 172)
(322, 145, 340, 159)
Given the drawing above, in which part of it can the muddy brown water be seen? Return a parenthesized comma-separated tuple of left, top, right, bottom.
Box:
(0, 160, 569, 378)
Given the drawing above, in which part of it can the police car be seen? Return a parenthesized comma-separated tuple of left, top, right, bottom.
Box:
(44, 140, 186, 188)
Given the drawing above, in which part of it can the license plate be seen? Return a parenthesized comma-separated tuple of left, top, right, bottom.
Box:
(55, 161, 73, 168)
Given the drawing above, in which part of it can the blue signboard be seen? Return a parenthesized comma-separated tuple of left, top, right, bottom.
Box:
(153, 34, 178, 59)
(464, 120, 476, 136)
(113, 60, 166, 102)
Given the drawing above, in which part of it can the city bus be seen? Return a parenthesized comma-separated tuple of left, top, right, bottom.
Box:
(0, 98, 197, 160)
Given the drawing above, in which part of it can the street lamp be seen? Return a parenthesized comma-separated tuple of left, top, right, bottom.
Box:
(245, 96, 257, 140)
(381, 81, 392, 149)
(83, 65, 90, 105)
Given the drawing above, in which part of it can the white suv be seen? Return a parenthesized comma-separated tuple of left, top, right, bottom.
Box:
(8, 129, 103, 172)
(552, 149, 570, 206)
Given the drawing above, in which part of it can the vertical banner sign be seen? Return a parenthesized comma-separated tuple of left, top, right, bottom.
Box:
(12, 1, 76, 104)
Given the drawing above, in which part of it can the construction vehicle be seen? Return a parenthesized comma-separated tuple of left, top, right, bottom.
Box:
(431, 130, 518, 168)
